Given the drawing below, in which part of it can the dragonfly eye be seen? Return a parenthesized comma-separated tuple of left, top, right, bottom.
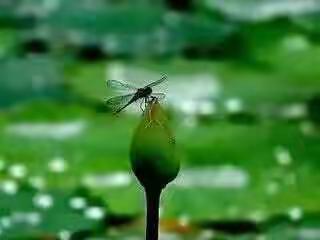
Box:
(145, 87, 152, 94)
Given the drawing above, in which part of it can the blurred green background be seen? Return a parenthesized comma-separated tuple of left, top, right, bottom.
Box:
(1, 0, 320, 239)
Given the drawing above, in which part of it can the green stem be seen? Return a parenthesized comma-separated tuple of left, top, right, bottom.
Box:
(145, 188, 161, 240)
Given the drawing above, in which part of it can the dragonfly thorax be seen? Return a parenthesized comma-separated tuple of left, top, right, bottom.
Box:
(137, 86, 152, 98)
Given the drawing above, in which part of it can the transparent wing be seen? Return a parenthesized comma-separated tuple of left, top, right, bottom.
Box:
(152, 93, 166, 101)
(106, 80, 138, 93)
(104, 94, 135, 113)
(145, 75, 167, 88)
(152, 77, 168, 96)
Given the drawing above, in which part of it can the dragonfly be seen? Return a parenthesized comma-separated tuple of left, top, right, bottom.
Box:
(104, 75, 167, 114)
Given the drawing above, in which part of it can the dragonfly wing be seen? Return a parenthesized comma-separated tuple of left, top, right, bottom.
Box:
(145, 75, 168, 88)
(106, 80, 138, 93)
(104, 94, 135, 113)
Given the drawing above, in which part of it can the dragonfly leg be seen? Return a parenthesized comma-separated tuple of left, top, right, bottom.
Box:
(145, 97, 161, 128)
(147, 98, 152, 126)
(143, 97, 152, 128)
(140, 99, 144, 112)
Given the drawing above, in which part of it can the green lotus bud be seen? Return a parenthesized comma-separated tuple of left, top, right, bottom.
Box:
(130, 100, 180, 190)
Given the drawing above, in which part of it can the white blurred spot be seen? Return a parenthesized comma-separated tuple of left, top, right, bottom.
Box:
(6, 121, 86, 140)
(298, 228, 320, 240)
(180, 100, 198, 115)
(198, 230, 215, 240)
(48, 156, 68, 173)
(28, 176, 46, 190)
(9, 164, 27, 179)
(84, 207, 105, 220)
(107, 62, 126, 83)
(17, 0, 61, 17)
(281, 103, 307, 120)
(0, 217, 11, 229)
(225, 98, 244, 113)
(59, 230, 71, 240)
(69, 197, 87, 210)
(288, 207, 303, 221)
(180, 100, 216, 116)
(1, 180, 18, 195)
(208, 0, 320, 21)
(173, 166, 249, 189)
(11, 212, 41, 226)
(199, 101, 217, 115)
(26, 212, 42, 226)
(33, 193, 54, 209)
(83, 172, 132, 188)
(249, 210, 266, 222)
(168, 74, 221, 114)
(274, 146, 292, 166)
(182, 116, 198, 128)
(43, 0, 61, 12)
(256, 235, 267, 240)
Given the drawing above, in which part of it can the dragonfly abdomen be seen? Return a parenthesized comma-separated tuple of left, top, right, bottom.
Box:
(136, 87, 152, 99)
